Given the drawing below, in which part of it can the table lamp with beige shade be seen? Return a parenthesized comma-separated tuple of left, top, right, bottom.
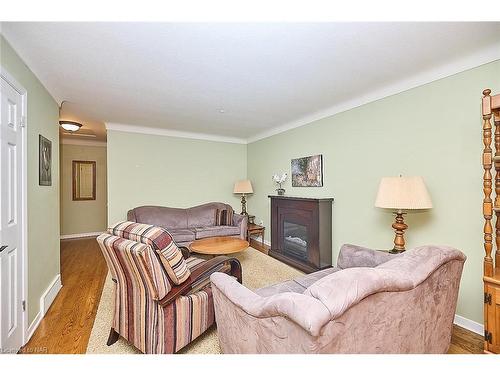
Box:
(233, 180, 253, 215)
(375, 176, 433, 253)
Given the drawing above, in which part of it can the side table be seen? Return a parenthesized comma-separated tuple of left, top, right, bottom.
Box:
(247, 223, 265, 247)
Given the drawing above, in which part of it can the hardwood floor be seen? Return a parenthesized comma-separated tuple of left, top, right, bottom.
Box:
(21, 237, 108, 354)
(21, 237, 484, 354)
(249, 237, 269, 254)
(449, 325, 484, 354)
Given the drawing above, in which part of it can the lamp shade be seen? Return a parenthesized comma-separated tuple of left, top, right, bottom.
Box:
(375, 176, 433, 210)
(233, 180, 253, 194)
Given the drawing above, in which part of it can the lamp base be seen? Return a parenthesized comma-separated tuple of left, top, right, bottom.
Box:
(240, 194, 247, 215)
(391, 211, 408, 252)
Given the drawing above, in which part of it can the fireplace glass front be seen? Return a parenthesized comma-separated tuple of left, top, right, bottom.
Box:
(283, 221, 308, 261)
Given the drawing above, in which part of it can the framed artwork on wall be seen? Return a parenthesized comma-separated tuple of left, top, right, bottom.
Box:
(291, 154, 323, 187)
(39, 134, 52, 186)
(72, 160, 96, 201)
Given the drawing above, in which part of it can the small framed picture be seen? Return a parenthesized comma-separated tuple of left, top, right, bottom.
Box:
(39, 135, 52, 186)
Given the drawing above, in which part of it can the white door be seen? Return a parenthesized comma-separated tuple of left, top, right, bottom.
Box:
(0, 75, 25, 354)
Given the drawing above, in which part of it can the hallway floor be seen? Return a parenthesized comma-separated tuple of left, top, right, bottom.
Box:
(21, 237, 107, 354)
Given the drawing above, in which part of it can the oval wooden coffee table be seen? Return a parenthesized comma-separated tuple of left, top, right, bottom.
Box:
(189, 236, 249, 256)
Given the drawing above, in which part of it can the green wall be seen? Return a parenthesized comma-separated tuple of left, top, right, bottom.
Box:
(60, 144, 107, 236)
(1, 36, 60, 324)
(107, 130, 247, 224)
(247, 60, 500, 325)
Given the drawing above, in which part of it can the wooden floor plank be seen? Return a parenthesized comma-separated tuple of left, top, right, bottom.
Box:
(21, 237, 484, 354)
(448, 324, 484, 354)
(21, 237, 107, 354)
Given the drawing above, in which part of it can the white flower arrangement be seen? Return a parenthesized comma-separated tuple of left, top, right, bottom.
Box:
(272, 173, 288, 190)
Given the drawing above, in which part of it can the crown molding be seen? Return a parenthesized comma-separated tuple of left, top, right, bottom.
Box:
(247, 44, 500, 143)
(60, 138, 107, 147)
(105, 122, 247, 144)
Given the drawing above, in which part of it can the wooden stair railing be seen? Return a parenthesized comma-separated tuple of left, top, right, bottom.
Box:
(483, 89, 500, 274)
(482, 88, 500, 354)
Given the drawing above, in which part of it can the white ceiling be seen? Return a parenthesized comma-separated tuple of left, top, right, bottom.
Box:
(2, 22, 500, 143)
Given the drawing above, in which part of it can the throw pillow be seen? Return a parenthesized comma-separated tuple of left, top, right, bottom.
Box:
(215, 208, 234, 226)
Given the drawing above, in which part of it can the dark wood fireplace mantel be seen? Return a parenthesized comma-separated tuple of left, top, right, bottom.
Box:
(268, 195, 333, 273)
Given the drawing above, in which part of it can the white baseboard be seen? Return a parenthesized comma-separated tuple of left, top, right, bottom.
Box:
(249, 234, 271, 248)
(24, 274, 62, 344)
(41, 274, 62, 315)
(60, 231, 103, 240)
(454, 314, 483, 336)
(25, 310, 42, 343)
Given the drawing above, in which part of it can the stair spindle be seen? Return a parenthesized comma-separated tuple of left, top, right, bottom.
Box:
(483, 89, 494, 277)
(495, 110, 500, 269)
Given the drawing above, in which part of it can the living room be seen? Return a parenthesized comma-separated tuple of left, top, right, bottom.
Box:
(1, 1, 500, 372)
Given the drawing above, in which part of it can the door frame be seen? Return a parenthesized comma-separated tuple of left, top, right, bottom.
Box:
(0, 66, 29, 346)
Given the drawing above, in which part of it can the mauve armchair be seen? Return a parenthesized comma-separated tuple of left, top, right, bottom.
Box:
(210, 244, 465, 354)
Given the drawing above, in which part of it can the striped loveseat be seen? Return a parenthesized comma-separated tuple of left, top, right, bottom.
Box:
(96, 221, 242, 354)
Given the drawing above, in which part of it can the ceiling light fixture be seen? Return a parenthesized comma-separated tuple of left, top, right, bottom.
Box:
(59, 120, 82, 132)
(59, 100, 83, 132)
(218, 109, 225, 113)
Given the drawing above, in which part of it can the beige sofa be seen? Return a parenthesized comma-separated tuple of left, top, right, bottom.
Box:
(210, 244, 466, 353)
(127, 202, 247, 247)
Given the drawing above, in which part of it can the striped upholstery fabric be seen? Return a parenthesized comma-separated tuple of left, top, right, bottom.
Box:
(98, 234, 172, 300)
(157, 287, 214, 353)
(185, 256, 205, 271)
(186, 256, 232, 294)
(109, 221, 190, 285)
(97, 224, 233, 354)
(215, 208, 234, 226)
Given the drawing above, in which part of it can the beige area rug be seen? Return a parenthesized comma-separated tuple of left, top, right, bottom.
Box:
(86, 247, 303, 354)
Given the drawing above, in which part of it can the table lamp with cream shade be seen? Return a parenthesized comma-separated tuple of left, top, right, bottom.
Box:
(233, 180, 253, 215)
(375, 176, 433, 253)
